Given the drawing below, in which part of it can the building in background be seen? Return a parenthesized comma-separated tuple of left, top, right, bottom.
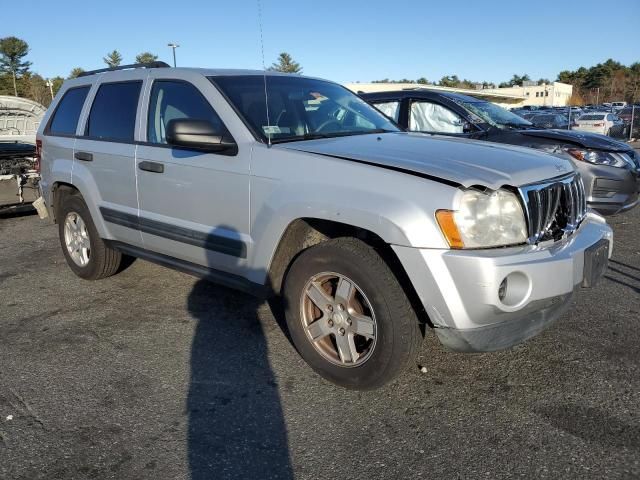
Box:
(346, 81, 573, 108)
(481, 81, 573, 107)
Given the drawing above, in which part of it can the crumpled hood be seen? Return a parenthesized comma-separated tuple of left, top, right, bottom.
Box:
(277, 132, 574, 190)
(518, 129, 632, 152)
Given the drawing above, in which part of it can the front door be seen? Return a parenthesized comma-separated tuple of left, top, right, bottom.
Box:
(408, 99, 478, 138)
(136, 77, 251, 275)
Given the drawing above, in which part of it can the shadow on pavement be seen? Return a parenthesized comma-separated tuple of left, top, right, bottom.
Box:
(186, 226, 293, 479)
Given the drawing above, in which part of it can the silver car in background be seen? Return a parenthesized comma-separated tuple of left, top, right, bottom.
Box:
(573, 112, 627, 138)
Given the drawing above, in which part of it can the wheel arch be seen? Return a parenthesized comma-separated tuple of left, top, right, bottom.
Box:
(265, 217, 431, 328)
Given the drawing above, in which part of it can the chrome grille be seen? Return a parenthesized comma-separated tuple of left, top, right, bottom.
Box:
(518, 173, 587, 244)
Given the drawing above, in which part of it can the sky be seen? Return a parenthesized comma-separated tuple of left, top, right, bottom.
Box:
(3, 0, 639, 84)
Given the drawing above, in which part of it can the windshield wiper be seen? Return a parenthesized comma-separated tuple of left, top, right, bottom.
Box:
(270, 129, 394, 144)
(500, 122, 534, 130)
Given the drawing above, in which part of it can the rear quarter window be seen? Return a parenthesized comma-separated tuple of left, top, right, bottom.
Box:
(47, 86, 90, 136)
(85, 81, 142, 141)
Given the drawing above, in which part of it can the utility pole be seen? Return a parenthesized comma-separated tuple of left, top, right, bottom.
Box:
(45, 79, 54, 100)
(167, 43, 179, 67)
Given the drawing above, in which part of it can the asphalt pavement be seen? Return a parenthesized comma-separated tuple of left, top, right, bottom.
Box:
(0, 203, 639, 479)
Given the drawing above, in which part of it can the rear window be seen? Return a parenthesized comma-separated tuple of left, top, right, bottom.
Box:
(48, 86, 90, 135)
(579, 114, 605, 121)
(85, 81, 142, 141)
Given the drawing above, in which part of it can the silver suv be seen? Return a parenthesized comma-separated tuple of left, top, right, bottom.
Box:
(37, 63, 613, 389)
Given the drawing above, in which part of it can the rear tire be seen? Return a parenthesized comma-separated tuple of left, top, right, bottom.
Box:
(283, 237, 422, 390)
(57, 194, 123, 280)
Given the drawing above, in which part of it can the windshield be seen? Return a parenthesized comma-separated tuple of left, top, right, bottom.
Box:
(211, 75, 399, 143)
(453, 99, 533, 129)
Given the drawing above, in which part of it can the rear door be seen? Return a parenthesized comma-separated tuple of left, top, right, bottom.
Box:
(74, 75, 144, 246)
(135, 73, 251, 275)
(41, 85, 91, 200)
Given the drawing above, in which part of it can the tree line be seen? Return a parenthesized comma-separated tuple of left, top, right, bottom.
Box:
(370, 61, 640, 104)
(372, 74, 552, 89)
(2, 35, 638, 107)
(0, 37, 165, 106)
(0, 36, 303, 107)
(558, 59, 640, 104)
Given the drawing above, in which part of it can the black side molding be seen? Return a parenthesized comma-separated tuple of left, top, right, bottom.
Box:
(105, 240, 267, 298)
(99, 207, 247, 258)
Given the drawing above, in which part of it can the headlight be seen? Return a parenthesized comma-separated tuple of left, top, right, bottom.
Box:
(436, 188, 527, 249)
(566, 148, 634, 168)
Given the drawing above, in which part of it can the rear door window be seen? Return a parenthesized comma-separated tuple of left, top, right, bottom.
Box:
(85, 81, 142, 141)
(47, 86, 90, 135)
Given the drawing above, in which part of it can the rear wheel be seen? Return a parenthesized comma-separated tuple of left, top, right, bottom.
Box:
(283, 237, 422, 390)
(57, 194, 123, 280)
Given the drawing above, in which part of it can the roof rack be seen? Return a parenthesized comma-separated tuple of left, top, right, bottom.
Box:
(77, 61, 171, 77)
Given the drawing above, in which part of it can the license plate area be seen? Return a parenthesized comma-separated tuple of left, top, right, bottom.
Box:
(582, 239, 609, 288)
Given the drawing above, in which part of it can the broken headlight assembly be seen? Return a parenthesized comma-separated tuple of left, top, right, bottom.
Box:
(436, 188, 527, 249)
(565, 148, 635, 169)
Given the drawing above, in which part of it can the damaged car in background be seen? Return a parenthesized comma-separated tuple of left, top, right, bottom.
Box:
(362, 89, 640, 215)
(0, 96, 44, 213)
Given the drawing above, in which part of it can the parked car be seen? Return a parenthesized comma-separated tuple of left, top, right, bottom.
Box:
(0, 96, 44, 213)
(528, 113, 570, 129)
(38, 64, 613, 389)
(573, 112, 627, 138)
(618, 106, 637, 124)
(362, 89, 639, 215)
(618, 106, 639, 138)
(611, 101, 627, 111)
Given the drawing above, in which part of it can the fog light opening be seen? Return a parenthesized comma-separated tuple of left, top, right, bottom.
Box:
(498, 278, 508, 302)
(498, 272, 531, 307)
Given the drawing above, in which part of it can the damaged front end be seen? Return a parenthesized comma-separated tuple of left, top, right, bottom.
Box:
(0, 96, 46, 213)
(0, 145, 40, 211)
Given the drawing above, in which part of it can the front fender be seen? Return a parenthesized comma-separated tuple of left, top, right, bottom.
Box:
(247, 147, 457, 284)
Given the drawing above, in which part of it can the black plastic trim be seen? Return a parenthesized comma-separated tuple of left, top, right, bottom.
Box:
(105, 240, 265, 297)
(99, 207, 247, 258)
(77, 61, 170, 77)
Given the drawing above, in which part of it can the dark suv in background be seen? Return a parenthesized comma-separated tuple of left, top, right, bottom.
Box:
(361, 89, 639, 215)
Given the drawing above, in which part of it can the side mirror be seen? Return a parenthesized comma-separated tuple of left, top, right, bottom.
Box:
(462, 121, 476, 134)
(166, 119, 237, 154)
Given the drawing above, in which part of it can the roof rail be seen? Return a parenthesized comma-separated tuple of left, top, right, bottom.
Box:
(77, 61, 171, 77)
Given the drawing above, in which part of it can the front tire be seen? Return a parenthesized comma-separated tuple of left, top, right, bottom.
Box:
(57, 194, 123, 280)
(283, 237, 422, 390)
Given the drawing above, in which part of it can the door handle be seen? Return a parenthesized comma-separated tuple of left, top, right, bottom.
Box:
(74, 151, 93, 162)
(138, 161, 164, 173)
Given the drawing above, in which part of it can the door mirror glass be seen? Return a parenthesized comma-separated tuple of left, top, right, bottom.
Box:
(166, 119, 237, 153)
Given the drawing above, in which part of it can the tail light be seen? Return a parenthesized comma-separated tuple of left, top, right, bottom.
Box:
(35, 139, 42, 173)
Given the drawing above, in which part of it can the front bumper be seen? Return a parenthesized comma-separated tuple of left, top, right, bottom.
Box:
(573, 158, 640, 216)
(393, 213, 613, 353)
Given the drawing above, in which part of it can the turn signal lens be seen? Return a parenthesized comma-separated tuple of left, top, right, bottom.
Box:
(435, 210, 464, 249)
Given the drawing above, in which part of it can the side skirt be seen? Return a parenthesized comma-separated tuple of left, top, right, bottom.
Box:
(105, 240, 268, 299)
